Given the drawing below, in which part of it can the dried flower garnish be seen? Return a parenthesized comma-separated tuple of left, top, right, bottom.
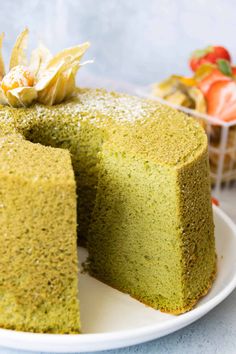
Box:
(0, 28, 91, 107)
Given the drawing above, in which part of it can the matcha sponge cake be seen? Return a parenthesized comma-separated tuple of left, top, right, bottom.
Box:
(0, 135, 80, 333)
(0, 30, 216, 332)
(88, 109, 216, 314)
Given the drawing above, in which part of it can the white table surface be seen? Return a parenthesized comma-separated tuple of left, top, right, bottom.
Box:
(0, 78, 236, 354)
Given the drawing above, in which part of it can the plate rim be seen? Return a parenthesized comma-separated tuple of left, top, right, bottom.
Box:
(0, 206, 236, 353)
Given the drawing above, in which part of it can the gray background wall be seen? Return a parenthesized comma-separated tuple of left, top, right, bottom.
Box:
(1, 0, 236, 85)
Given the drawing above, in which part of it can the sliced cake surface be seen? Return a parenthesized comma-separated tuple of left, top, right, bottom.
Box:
(0, 134, 80, 333)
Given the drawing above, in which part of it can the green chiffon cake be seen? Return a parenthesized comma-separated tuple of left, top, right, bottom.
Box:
(0, 31, 216, 333)
(0, 88, 216, 331)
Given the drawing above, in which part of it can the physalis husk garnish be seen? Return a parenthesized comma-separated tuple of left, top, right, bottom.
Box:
(0, 28, 90, 107)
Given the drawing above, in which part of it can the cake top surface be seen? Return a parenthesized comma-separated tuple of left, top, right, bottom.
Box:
(93, 90, 207, 168)
(73, 88, 159, 124)
(0, 87, 207, 169)
(0, 134, 74, 182)
(0, 106, 19, 137)
(11, 87, 159, 128)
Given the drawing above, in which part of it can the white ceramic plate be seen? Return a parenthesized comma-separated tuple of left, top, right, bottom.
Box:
(0, 206, 236, 353)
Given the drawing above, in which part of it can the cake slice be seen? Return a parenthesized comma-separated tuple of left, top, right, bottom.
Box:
(0, 135, 80, 333)
(88, 110, 216, 314)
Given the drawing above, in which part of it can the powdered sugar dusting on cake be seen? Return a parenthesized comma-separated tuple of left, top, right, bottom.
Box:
(21, 88, 158, 128)
(76, 88, 157, 123)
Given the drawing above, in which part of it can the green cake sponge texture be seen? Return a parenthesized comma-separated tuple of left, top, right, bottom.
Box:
(0, 88, 216, 331)
(89, 114, 215, 313)
(0, 132, 80, 333)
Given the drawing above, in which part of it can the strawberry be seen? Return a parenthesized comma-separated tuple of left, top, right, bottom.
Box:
(198, 69, 231, 97)
(232, 67, 236, 76)
(189, 46, 231, 72)
(211, 197, 219, 206)
(206, 81, 236, 122)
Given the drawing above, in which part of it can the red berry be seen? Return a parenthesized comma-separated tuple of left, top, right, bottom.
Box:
(206, 81, 236, 122)
(198, 69, 231, 97)
(189, 46, 231, 72)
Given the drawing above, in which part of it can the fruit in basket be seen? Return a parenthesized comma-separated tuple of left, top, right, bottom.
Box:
(206, 81, 236, 122)
(189, 46, 231, 72)
(151, 44, 236, 185)
(198, 68, 232, 97)
(152, 76, 207, 113)
(196, 60, 236, 120)
(232, 66, 236, 76)
(151, 45, 236, 122)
